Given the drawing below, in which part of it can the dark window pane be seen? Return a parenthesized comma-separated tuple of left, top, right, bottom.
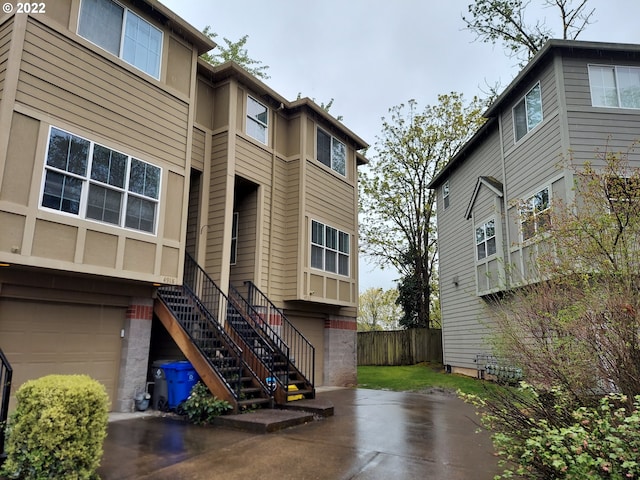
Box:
(487, 237, 497, 257)
(46, 128, 89, 175)
(326, 226, 338, 250)
(312, 220, 324, 245)
(338, 253, 349, 276)
(87, 184, 122, 224)
(91, 145, 127, 187)
(339, 231, 349, 254)
(477, 243, 486, 260)
(514, 100, 527, 141)
(311, 245, 323, 269)
(325, 250, 337, 273)
(129, 159, 160, 199)
(317, 129, 331, 168)
(125, 196, 156, 233)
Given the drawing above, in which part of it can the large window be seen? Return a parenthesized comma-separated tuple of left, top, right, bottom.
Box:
(41, 127, 161, 234)
(317, 128, 346, 176)
(520, 187, 550, 241)
(513, 82, 543, 142)
(78, 0, 162, 79)
(589, 65, 640, 109)
(475, 219, 496, 260)
(246, 96, 268, 144)
(311, 220, 349, 276)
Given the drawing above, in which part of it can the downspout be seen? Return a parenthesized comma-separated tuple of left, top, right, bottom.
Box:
(266, 104, 282, 296)
(498, 114, 512, 287)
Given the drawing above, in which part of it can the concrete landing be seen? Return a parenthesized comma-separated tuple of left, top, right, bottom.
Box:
(279, 396, 334, 417)
(213, 408, 315, 433)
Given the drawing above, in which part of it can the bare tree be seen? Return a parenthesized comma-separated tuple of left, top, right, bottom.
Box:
(462, 0, 595, 64)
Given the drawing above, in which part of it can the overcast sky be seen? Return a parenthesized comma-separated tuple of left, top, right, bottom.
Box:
(161, 0, 640, 291)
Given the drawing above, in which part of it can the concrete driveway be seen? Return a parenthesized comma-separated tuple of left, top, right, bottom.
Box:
(98, 388, 501, 479)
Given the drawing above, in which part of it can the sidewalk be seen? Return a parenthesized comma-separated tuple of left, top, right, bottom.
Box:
(98, 388, 501, 480)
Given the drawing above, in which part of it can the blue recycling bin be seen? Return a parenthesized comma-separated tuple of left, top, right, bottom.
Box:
(161, 361, 200, 410)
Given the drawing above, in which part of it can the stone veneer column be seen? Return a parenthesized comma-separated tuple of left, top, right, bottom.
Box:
(323, 315, 357, 386)
(114, 297, 153, 412)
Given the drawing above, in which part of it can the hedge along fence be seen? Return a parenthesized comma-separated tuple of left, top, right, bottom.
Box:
(357, 328, 443, 366)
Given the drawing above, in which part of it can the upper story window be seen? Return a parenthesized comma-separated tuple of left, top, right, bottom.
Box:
(589, 65, 640, 109)
(317, 128, 346, 176)
(78, 0, 162, 79)
(41, 127, 161, 234)
(311, 220, 349, 276)
(246, 96, 268, 144)
(513, 82, 542, 142)
(521, 186, 550, 241)
(475, 219, 496, 260)
(443, 180, 450, 209)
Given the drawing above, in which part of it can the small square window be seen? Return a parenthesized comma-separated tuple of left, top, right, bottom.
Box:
(316, 128, 346, 176)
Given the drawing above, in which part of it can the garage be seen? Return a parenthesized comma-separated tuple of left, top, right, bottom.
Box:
(0, 298, 125, 411)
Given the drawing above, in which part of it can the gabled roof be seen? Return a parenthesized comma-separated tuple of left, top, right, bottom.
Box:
(429, 39, 640, 190)
(465, 176, 504, 219)
(197, 59, 369, 160)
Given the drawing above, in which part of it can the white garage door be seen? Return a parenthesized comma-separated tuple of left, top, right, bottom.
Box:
(0, 299, 124, 411)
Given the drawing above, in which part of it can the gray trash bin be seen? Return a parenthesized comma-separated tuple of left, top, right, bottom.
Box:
(151, 360, 174, 410)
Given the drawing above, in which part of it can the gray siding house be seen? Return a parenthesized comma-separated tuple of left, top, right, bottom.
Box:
(429, 40, 640, 377)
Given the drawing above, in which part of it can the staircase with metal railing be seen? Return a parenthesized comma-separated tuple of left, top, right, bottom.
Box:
(1, 348, 13, 464)
(154, 256, 274, 412)
(155, 253, 315, 410)
(236, 281, 315, 400)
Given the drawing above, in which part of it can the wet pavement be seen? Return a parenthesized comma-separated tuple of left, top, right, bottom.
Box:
(98, 388, 501, 480)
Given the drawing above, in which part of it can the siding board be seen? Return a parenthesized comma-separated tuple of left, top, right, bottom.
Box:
(17, 19, 189, 167)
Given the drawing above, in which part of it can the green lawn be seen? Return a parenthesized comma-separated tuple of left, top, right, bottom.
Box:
(357, 363, 499, 397)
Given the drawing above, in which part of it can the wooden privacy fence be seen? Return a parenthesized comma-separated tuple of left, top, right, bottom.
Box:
(357, 328, 443, 366)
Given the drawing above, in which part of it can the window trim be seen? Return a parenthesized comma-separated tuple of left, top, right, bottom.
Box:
(513, 82, 543, 142)
(519, 185, 551, 242)
(475, 217, 497, 261)
(588, 64, 640, 110)
(316, 127, 347, 176)
(246, 95, 269, 145)
(40, 125, 162, 235)
(310, 219, 350, 277)
(77, 0, 163, 80)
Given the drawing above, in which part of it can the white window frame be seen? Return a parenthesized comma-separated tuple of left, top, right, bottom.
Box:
(443, 180, 450, 209)
(230, 212, 239, 265)
(513, 82, 543, 142)
(310, 220, 350, 276)
(475, 218, 497, 261)
(246, 96, 268, 144)
(316, 128, 346, 176)
(588, 64, 640, 109)
(520, 186, 551, 242)
(40, 126, 161, 235)
(78, 0, 163, 79)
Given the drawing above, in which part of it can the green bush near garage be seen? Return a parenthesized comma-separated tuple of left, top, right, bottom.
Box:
(1, 374, 109, 480)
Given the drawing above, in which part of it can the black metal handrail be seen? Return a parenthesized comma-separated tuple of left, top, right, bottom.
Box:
(182, 254, 273, 396)
(243, 281, 315, 389)
(158, 285, 245, 400)
(228, 284, 290, 391)
(1, 348, 13, 460)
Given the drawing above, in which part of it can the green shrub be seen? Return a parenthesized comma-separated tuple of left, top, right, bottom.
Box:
(0, 374, 109, 480)
(462, 384, 640, 479)
(180, 382, 232, 425)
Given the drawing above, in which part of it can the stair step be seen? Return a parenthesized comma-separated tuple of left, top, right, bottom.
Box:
(237, 397, 271, 407)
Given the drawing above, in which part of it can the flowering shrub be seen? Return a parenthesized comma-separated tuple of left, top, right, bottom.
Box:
(180, 381, 232, 425)
(462, 385, 640, 479)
